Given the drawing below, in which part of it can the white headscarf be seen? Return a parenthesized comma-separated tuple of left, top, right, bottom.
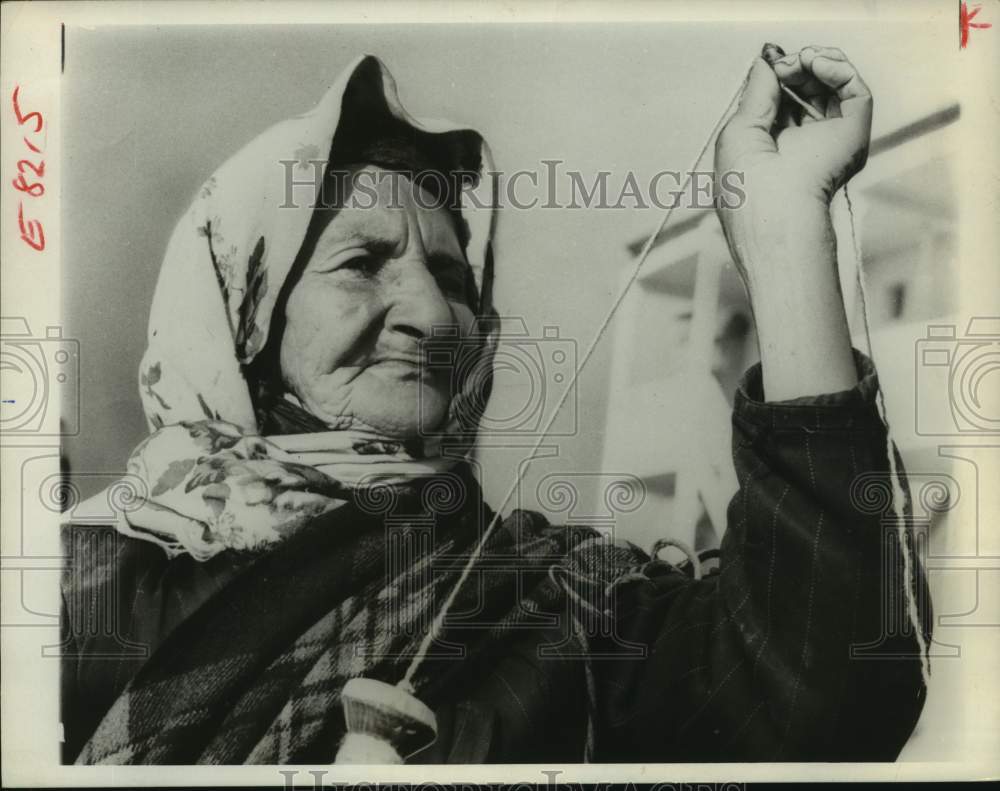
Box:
(89, 56, 500, 560)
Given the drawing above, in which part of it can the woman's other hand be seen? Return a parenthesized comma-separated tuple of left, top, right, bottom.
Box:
(712, 46, 871, 401)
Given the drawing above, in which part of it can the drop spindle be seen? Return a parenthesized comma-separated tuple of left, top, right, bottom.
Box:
(335, 678, 437, 764)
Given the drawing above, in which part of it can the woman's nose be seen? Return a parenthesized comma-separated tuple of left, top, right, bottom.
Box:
(384, 258, 455, 340)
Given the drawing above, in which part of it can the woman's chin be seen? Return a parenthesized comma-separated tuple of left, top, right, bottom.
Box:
(350, 378, 452, 439)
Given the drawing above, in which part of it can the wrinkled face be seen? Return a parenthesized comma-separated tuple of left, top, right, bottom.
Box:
(280, 166, 475, 438)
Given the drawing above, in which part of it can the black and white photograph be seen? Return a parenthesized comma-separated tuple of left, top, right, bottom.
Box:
(1, 0, 998, 783)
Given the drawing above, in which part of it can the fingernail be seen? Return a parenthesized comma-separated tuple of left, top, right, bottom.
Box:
(761, 43, 785, 64)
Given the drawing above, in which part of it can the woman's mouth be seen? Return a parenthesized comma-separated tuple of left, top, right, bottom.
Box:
(375, 356, 424, 367)
(371, 357, 436, 379)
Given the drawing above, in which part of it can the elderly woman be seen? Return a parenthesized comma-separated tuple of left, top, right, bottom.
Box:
(61, 49, 929, 764)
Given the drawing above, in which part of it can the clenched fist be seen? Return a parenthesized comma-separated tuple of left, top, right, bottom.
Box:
(717, 46, 872, 208)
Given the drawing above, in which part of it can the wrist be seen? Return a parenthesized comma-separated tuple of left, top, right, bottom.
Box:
(731, 196, 836, 295)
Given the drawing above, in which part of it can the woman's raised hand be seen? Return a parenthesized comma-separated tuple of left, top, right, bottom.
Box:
(716, 46, 872, 209)
(711, 46, 871, 401)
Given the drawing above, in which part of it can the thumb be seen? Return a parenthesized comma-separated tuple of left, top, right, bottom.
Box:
(734, 57, 780, 130)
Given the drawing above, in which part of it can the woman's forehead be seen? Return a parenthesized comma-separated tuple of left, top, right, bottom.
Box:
(316, 165, 464, 255)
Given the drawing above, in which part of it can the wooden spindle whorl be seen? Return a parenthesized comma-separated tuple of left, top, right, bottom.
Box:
(335, 678, 437, 764)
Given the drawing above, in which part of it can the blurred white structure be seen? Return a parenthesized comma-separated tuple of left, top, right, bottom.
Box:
(604, 104, 963, 552)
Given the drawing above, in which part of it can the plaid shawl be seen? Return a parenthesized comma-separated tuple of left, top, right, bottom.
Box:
(74, 473, 649, 765)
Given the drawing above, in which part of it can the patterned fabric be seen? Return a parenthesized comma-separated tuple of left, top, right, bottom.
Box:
(116, 421, 344, 560)
(70, 473, 649, 764)
(107, 55, 501, 560)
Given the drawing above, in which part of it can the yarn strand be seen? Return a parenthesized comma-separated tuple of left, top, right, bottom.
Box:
(401, 61, 754, 689)
(844, 185, 932, 687)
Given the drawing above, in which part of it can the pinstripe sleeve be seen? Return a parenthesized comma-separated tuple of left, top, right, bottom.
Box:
(594, 351, 931, 762)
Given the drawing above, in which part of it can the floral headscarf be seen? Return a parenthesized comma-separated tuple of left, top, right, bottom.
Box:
(110, 55, 500, 561)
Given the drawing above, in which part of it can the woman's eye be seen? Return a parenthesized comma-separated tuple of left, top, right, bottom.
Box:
(340, 256, 382, 276)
